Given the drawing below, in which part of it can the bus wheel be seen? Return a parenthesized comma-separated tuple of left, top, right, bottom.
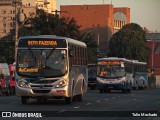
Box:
(65, 97, 72, 104)
(21, 96, 28, 104)
(77, 94, 83, 102)
(77, 86, 84, 102)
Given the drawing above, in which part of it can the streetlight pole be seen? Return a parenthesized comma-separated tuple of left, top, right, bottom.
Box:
(81, 27, 100, 57)
(81, 27, 99, 41)
(13, 0, 22, 62)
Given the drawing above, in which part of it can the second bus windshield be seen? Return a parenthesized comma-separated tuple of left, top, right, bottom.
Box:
(97, 64, 125, 78)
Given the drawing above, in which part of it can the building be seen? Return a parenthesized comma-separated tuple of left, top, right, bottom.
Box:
(146, 33, 160, 88)
(0, 0, 15, 38)
(146, 33, 160, 75)
(35, 0, 56, 14)
(0, 0, 36, 38)
(60, 4, 130, 56)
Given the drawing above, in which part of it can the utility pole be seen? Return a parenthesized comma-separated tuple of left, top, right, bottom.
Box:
(13, 0, 22, 62)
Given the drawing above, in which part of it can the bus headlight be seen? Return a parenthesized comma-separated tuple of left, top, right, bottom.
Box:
(55, 79, 67, 88)
(18, 80, 29, 88)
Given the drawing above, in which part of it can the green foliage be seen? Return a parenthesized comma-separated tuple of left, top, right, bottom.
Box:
(108, 23, 150, 62)
(0, 41, 14, 64)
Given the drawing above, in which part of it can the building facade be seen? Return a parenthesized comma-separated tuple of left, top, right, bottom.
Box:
(146, 33, 160, 75)
(0, 0, 36, 38)
(35, 0, 56, 14)
(60, 4, 130, 56)
(0, 0, 15, 38)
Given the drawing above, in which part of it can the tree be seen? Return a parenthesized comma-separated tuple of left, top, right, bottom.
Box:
(108, 23, 150, 62)
(23, 9, 80, 39)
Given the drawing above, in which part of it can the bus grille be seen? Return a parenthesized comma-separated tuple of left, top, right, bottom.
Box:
(30, 79, 58, 84)
(32, 89, 51, 93)
(30, 85, 53, 88)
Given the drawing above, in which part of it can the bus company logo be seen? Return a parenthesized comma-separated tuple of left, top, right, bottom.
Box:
(2, 112, 11, 117)
(19, 68, 38, 73)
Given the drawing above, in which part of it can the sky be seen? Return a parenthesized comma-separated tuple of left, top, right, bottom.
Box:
(24, 0, 160, 32)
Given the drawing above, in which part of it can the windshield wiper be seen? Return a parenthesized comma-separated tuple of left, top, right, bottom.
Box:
(28, 47, 36, 61)
(46, 48, 55, 60)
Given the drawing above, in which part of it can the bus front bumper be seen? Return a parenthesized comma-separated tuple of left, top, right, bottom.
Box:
(15, 85, 70, 98)
(97, 83, 125, 90)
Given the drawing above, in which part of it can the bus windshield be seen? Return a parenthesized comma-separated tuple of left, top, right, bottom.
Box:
(17, 49, 67, 77)
(97, 64, 125, 78)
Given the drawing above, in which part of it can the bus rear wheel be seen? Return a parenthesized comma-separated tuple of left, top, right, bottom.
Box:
(77, 86, 84, 101)
(65, 97, 72, 104)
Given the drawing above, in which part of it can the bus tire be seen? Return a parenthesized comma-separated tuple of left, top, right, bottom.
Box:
(65, 97, 72, 104)
(77, 94, 83, 102)
(21, 96, 28, 104)
(77, 85, 84, 102)
(65, 81, 74, 104)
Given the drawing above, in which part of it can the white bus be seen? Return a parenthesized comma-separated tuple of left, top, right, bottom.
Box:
(132, 60, 148, 90)
(97, 57, 133, 93)
(15, 35, 88, 104)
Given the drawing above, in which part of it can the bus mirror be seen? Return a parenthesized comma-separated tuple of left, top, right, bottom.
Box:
(69, 49, 73, 57)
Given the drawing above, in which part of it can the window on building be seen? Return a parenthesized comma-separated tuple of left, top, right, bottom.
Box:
(3, 23, 6, 27)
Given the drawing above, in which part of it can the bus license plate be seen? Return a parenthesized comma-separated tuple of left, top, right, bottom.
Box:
(108, 86, 113, 88)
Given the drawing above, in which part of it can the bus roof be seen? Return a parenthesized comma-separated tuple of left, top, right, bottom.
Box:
(18, 35, 86, 48)
(131, 60, 147, 65)
(97, 57, 132, 62)
(88, 64, 97, 66)
(98, 57, 147, 65)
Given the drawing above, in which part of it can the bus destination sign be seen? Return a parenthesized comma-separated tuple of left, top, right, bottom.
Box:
(28, 40, 57, 46)
(18, 39, 67, 48)
(98, 61, 121, 65)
